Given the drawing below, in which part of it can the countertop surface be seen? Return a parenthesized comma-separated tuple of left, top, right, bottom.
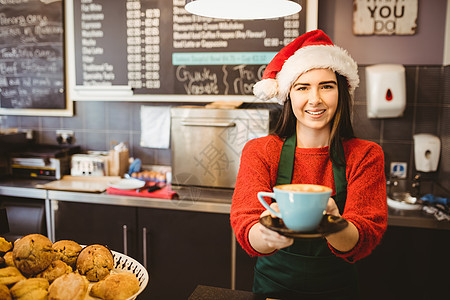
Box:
(0, 178, 449, 230)
(189, 285, 256, 300)
(0, 177, 233, 214)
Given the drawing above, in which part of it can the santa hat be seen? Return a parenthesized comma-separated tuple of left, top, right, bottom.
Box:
(253, 29, 359, 104)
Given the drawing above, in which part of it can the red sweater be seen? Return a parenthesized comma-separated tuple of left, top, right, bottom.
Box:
(230, 135, 387, 262)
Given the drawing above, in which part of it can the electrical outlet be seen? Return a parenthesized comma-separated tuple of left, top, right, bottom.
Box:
(56, 130, 74, 144)
(390, 162, 407, 179)
(19, 129, 33, 140)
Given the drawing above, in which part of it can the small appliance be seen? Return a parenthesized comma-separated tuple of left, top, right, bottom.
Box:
(10, 144, 81, 180)
(71, 153, 109, 176)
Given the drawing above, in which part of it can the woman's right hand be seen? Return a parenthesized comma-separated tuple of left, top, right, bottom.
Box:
(252, 203, 294, 253)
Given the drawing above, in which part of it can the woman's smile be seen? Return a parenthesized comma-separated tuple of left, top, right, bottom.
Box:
(305, 109, 326, 116)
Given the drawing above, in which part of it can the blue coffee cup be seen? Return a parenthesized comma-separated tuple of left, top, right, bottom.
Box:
(257, 184, 332, 232)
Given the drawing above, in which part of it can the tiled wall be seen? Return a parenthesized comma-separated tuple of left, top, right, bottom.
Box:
(353, 65, 449, 196)
(3, 65, 449, 196)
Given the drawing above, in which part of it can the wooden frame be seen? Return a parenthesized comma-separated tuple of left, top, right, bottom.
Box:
(0, 0, 73, 116)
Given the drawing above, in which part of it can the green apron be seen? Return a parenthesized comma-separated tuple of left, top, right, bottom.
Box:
(253, 135, 359, 299)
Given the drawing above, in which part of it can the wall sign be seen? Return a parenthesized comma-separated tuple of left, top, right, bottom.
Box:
(353, 0, 418, 35)
(0, 0, 72, 116)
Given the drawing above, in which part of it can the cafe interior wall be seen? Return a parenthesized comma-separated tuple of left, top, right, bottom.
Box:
(2, 0, 449, 197)
(318, 0, 449, 196)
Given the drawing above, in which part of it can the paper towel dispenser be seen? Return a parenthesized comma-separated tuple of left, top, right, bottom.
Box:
(366, 64, 406, 118)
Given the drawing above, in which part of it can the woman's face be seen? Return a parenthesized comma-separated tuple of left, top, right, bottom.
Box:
(289, 68, 338, 135)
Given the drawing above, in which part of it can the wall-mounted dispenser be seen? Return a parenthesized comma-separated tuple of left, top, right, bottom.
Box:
(366, 64, 406, 118)
(413, 134, 441, 172)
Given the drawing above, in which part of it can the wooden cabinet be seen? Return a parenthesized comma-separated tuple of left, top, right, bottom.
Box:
(53, 201, 138, 258)
(357, 226, 450, 300)
(136, 208, 232, 299)
(0, 195, 47, 241)
(234, 243, 257, 292)
(53, 201, 232, 299)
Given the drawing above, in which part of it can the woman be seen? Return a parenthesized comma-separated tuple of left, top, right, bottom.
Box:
(230, 30, 387, 299)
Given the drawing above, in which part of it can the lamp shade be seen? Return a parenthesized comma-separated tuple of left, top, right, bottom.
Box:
(185, 0, 302, 20)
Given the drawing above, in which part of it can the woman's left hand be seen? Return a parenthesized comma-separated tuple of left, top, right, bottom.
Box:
(324, 197, 359, 252)
(326, 197, 341, 217)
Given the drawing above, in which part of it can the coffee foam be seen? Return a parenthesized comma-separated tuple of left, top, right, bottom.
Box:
(276, 184, 331, 193)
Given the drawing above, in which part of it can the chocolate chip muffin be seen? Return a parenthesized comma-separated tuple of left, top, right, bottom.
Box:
(52, 240, 82, 270)
(90, 272, 140, 300)
(13, 234, 55, 277)
(76, 244, 114, 282)
(10, 278, 49, 300)
(48, 272, 88, 300)
(36, 260, 72, 283)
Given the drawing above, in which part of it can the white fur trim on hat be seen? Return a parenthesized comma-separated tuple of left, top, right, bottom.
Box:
(253, 78, 279, 103)
(276, 44, 359, 103)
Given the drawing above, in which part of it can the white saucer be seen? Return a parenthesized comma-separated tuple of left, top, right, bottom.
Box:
(387, 197, 423, 211)
(108, 178, 145, 190)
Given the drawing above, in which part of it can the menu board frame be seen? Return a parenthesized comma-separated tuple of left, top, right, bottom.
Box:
(65, 0, 317, 103)
(0, 0, 73, 116)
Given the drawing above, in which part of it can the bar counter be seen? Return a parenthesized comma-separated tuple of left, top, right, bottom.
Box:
(1, 178, 449, 231)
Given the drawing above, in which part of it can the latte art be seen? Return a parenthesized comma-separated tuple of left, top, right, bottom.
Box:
(276, 184, 331, 193)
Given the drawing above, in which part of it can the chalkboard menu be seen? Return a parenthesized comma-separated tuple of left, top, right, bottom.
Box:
(71, 0, 306, 98)
(0, 0, 70, 116)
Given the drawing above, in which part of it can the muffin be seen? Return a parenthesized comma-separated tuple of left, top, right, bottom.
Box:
(36, 260, 72, 283)
(76, 244, 114, 282)
(3, 251, 14, 267)
(52, 240, 82, 270)
(90, 272, 140, 300)
(0, 237, 12, 253)
(0, 266, 26, 285)
(0, 284, 11, 300)
(48, 272, 88, 300)
(13, 234, 55, 277)
(10, 278, 48, 300)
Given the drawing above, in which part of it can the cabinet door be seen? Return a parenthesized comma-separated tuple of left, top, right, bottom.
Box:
(54, 201, 138, 258)
(357, 226, 450, 300)
(235, 242, 257, 291)
(0, 196, 46, 241)
(137, 208, 232, 299)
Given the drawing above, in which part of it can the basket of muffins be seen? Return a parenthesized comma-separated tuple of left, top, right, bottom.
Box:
(0, 234, 148, 300)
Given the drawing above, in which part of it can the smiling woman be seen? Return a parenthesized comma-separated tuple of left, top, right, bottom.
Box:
(231, 29, 387, 299)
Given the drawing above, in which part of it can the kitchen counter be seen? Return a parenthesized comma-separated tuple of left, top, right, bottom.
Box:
(387, 206, 450, 230)
(0, 178, 449, 230)
(0, 178, 232, 214)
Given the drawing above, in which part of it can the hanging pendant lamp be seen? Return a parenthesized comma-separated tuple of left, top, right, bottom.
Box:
(185, 0, 302, 20)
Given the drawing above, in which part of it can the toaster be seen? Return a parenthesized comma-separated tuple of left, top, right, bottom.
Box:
(71, 153, 109, 176)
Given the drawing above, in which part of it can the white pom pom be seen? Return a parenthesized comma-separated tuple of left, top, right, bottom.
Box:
(253, 79, 278, 101)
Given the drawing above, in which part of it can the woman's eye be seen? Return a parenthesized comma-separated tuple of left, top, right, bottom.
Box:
(322, 84, 335, 89)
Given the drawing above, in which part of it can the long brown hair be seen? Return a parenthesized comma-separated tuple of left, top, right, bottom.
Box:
(272, 72, 355, 165)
